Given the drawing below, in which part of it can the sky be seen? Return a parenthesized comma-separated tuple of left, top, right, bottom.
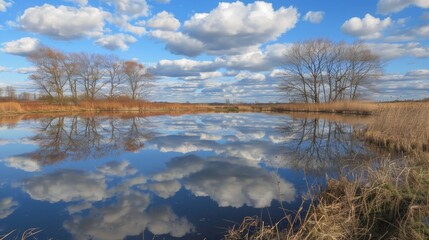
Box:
(0, 0, 428, 103)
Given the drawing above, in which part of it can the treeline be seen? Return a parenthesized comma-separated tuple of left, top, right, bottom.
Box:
(281, 39, 382, 103)
(28, 48, 152, 104)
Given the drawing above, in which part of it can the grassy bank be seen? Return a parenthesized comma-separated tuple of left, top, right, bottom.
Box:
(0, 100, 421, 116)
(226, 103, 429, 240)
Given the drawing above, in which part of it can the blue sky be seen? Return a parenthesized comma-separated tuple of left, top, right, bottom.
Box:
(0, 0, 428, 102)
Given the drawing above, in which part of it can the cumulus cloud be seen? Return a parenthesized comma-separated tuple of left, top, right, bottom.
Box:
(152, 58, 220, 77)
(103, 0, 149, 19)
(1, 37, 41, 56)
(0, 197, 18, 219)
(18, 4, 107, 40)
(148, 11, 180, 31)
(0, 66, 8, 72)
(183, 2, 297, 53)
(183, 71, 223, 81)
(368, 42, 429, 59)
(235, 71, 266, 81)
(95, 33, 137, 50)
(153, 155, 296, 208)
(2, 156, 42, 172)
(22, 170, 107, 203)
(303, 11, 325, 24)
(378, 0, 429, 14)
(0, 0, 12, 12)
(341, 13, 392, 39)
(16, 66, 37, 74)
(64, 193, 194, 239)
(149, 180, 181, 198)
(151, 1, 298, 56)
(150, 30, 205, 56)
(97, 161, 137, 176)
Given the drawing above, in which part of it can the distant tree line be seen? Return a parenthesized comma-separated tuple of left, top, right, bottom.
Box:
(280, 39, 382, 103)
(27, 48, 152, 103)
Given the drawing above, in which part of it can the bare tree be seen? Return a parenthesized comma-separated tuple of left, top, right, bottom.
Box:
(122, 61, 152, 100)
(28, 47, 68, 103)
(104, 55, 124, 99)
(5, 86, 16, 100)
(281, 39, 381, 103)
(75, 53, 107, 100)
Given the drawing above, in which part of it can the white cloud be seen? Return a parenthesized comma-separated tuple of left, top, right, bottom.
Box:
(235, 71, 266, 81)
(155, 0, 170, 3)
(152, 1, 298, 56)
(103, 0, 149, 19)
(22, 170, 107, 203)
(1, 37, 41, 56)
(378, 0, 429, 14)
(149, 180, 181, 198)
(368, 42, 429, 59)
(183, 71, 223, 81)
(148, 11, 180, 31)
(341, 13, 392, 39)
(18, 4, 107, 40)
(183, 1, 298, 54)
(64, 194, 194, 239)
(0, 0, 12, 12)
(152, 58, 220, 77)
(0, 197, 18, 219)
(150, 30, 205, 56)
(111, 16, 146, 35)
(3, 156, 41, 172)
(95, 33, 137, 50)
(16, 66, 37, 74)
(0, 66, 8, 72)
(303, 11, 325, 24)
(97, 161, 137, 176)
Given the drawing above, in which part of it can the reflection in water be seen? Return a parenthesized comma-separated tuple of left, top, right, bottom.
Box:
(283, 117, 367, 174)
(4, 116, 152, 170)
(0, 197, 18, 220)
(0, 113, 370, 239)
(154, 155, 296, 208)
(64, 194, 194, 240)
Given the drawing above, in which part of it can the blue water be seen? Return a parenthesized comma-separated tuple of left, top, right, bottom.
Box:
(0, 113, 365, 239)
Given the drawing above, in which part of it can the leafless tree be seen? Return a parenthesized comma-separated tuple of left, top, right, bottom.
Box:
(281, 39, 381, 103)
(122, 61, 152, 100)
(75, 53, 107, 100)
(104, 55, 124, 99)
(28, 47, 68, 103)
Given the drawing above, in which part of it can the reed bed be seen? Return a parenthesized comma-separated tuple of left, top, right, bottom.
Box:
(364, 102, 429, 152)
(226, 154, 429, 240)
(269, 101, 378, 115)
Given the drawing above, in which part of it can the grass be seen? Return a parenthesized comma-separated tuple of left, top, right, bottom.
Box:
(226, 102, 429, 240)
(364, 102, 429, 152)
(0, 228, 41, 240)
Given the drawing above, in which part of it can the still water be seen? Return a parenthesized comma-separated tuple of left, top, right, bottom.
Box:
(0, 113, 367, 239)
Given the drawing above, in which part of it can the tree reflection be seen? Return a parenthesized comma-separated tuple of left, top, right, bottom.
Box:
(283, 116, 367, 175)
(20, 115, 152, 165)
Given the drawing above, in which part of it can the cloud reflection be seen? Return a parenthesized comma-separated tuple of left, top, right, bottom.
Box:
(0, 197, 18, 219)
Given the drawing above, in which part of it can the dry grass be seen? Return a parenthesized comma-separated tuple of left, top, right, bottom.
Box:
(0, 102, 22, 113)
(269, 101, 378, 115)
(226, 155, 429, 240)
(364, 102, 429, 152)
(0, 228, 41, 240)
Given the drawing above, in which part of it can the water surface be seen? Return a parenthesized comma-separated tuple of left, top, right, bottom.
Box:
(0, 113, 367, 239)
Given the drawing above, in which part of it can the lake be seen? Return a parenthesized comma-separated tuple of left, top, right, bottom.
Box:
(0, 113, 369, 239)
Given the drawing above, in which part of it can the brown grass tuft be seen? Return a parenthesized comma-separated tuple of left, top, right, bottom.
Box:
(364, 102, 429, 152)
